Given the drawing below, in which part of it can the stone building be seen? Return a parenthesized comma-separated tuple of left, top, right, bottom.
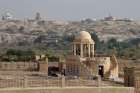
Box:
(66, 31, 118, 79)
(124, 67, 140, 93)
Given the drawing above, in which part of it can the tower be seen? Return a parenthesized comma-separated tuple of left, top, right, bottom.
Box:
(35, 12, 41, 21)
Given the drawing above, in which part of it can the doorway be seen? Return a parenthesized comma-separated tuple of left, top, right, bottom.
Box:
(98, 65, 104, 78)
(48, 66, 59, 77)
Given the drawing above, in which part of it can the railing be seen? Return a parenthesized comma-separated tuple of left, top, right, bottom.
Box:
(65, 78, 97, 87)
(0, 71, 123, 88)
(0, 75, 102, 88)
(0, 76, 25, 88)
(27, 77, 62, 87)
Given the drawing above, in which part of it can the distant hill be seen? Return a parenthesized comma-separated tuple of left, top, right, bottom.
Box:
(0, 19, 140, 51)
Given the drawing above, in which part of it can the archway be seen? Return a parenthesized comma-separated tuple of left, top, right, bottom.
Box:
(48, 66, 59, 77)
(98, 65, 104, 78)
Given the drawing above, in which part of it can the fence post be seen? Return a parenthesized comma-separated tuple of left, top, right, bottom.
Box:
(61, 75, 65, 87)
(24, 76, 28, 88)
(96, 75, 101, 87)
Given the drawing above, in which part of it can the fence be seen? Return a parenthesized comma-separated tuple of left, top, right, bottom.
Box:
(0, 75, 100, 88)
(0, 71, 123, 88)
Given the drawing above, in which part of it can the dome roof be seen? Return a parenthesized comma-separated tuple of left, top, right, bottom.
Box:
(78, 31, 91, 39)
(73, 31, 94, 44)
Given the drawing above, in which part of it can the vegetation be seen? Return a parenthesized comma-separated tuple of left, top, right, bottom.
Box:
(1, 49, 35, 62)
(94, 37, 140, 59)
(91, 32, 101, 51)
(0, 32, 140, 62)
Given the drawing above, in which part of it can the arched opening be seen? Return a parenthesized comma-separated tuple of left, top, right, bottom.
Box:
(76, 44, 81, 55)
(48, 66, 59, 77)
(98, 65, 104, 78)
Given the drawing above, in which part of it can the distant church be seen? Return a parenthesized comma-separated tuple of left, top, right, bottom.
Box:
(65, 31, 118, 79)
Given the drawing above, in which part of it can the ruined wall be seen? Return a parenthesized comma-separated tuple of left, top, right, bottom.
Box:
(124, 67, 140, 93)
(38, 62, 48, 73)
(0, 62, 38, 71)
(65, 55, 81, 76)
(95, 56, 111, 77)
(110, 55, 119, 78)
(124, 67, 134, 87)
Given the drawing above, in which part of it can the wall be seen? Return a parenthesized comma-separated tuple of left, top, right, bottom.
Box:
(38, 62, 48, 73)
(0, 87, 134, 93)
(124, 67, 140, 93)
(0, 62, 38, 71)
(95, 57, 111, 77)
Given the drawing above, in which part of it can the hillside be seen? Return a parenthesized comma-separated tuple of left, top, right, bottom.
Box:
(0, 19, 140, 53)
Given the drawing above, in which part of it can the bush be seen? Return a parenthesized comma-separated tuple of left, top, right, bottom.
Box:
(5, 49, 35, 61)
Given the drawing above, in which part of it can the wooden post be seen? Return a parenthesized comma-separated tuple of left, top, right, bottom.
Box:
(80, 44, 83, 57)
(96, 75, 101, 87)
(61, 75, 65, 87)
(24, 76, 28, 88)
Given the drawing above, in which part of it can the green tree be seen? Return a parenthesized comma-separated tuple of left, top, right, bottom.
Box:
(107, 38, 118, 49)
(90, 32, 101, 51)
(5, 49, 35, 61)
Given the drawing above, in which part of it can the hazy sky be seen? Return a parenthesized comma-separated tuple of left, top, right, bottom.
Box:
(0, 0, 140, 20)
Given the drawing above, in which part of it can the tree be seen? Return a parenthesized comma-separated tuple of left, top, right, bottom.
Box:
(107, 38, 118, 49)
(5, 49, 35, 61)
(90, 32, 101, 51)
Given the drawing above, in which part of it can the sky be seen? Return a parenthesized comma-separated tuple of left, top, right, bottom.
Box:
(0, 0, 140, 21)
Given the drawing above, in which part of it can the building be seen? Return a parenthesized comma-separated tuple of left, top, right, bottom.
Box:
(35, 12, 41, 21)
(103, 16, 116, 21)
(2, 12, 14, 20)
(66, 31, 118, 79)
(124, 67, 140, 93)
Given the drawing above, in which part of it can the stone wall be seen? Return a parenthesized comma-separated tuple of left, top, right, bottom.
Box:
(124, 67, 134, 87)
(0, 62, 38, 71)
(38, 62, 48, 73)
(124, 67, 140, 93)
(0, 87, 134, 93)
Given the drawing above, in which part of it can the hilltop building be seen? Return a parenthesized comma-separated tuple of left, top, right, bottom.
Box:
(35, 12, 41, 21)
(2, 12, 13, 20)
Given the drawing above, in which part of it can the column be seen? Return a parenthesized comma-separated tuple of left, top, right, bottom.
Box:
(88, 44, 91, 57)
(24, 76, 28, 88)
(80, 44, 83, 57)
(73, 44, 76, 55)
(92, 44, 94, 57)
(96, 75, 101, 87)
(61, 75, 65, 87)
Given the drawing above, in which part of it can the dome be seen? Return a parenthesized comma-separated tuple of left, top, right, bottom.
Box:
(74, 31, 94, 44)
(78, 31, 91, 39)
